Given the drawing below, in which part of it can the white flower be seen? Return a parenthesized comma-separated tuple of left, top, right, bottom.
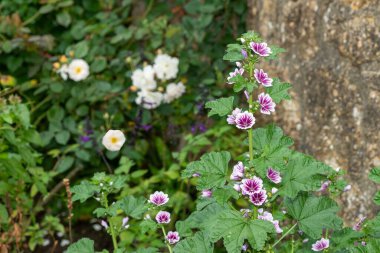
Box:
(131, 65, 156, 90)
(102, 130, 126, 151)
(153, 54, 179, 80)
(163, 82, 186, 103)
(68, 59, 90, 81)
(135, 90, 163, 109)
(57, 64, 69, 80)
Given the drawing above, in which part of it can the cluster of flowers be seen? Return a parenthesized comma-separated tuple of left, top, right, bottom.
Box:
(226, 42, 276, 130)
(131, 54, 185, 109)
(149, 191, 180, 245)
(54, 55, 90, 82)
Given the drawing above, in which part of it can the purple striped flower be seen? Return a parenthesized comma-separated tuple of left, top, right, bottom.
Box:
(149, 191, 169, 206)
(192, 173, 200, 178)
(267, 168, 282, 184)
(122, 217, 130, 229)
(227, 108, 242, 125)
(155, 211, 171, 224)
(273, 220, 283, 233)
(319, 180, 331, 192)
(227, 68, 244, 84)
(235, 111, 256, 129)
(241, 177, 263, 195)
(258, 93, 276, 115)
(312, 238, 329, 251)
(201, 189, 212, 198)
(166, 231, 180, 244)
(250, 42, 272, 57)
(249, 189, 267, 206)
(254, 69, 273, 87)
(230, 162, 245, 181)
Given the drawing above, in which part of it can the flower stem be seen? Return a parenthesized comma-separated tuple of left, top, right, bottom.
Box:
(161, 225, 173, 253)
(272, 223, 298, 248)
(248, 129, 254, 162)
(105, 200, 118, 250)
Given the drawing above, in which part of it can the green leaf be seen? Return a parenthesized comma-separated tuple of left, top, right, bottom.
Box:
(331, 228, 364, 251)
(72, 41, 89, 58)
(205, 96, 234, 117)
(0, 204, 9, 224)
(373, 191, 380, 205)
(133, 248, 159, 253)
(265, 46, 286, 61)
(174, 231, 213, 253)
(121, 196, 147, 219)
(56, 156, 74, 173)
(252, 124, 293, 176)
(280, 153, 330, 198)
(55, 130, 70, 145)
(210, 209, 274, 252)
(39, 4, 54, 14)
(223, 43, 244, 62)
(71, 181, 98, 203)
(66, 238, 95, 253)
(184, 202, 225, 232)
(285, 194, 342, 238)
(182, 151, 231, 190)
(140, 219, 158, 234)
(91, 57, 107, 73)
(265, 78, 292, 103)
(212, 186, 239, 206)
(56, 11, 71, 27)
(369, 167, 380, 184)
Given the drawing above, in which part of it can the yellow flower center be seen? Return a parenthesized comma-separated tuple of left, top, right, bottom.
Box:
(110, 137, 118, 144)
(75, 67, 82, 74)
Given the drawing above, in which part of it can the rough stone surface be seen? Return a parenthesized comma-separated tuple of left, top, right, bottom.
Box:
(248, 0, 380, 223)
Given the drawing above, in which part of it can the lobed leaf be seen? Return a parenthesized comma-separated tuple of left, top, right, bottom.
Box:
(205, 96, 234, 117)
(265, 78, 292, 103)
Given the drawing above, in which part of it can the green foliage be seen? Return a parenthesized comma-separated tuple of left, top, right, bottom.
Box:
(210, 210, 275, 252)
(66, 238, 96, 253)
(285, 194, 342, 238)
(265, 78, 292, 103)
(174, 231, 213, 253)
(205, 96, 234, 117)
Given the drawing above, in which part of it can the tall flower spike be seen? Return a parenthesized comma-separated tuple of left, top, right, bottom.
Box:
(258, 93, 276, 115)
(266, 168, 282, 184)
(250, 42, 272, 57)
(149, 191, 169, 206)
(249, 189, 267, 206)
(311, 238, 329, 251)
(241, 177, 263, 195)
(166, 231, 180, 244)
(254, 69, 273, 87)
(235, 111, 256, 129)
(155, 211, 171, 224)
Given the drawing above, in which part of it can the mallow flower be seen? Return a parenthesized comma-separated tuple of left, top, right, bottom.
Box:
(135, 90, 163, 109)
(163, 82, 186, 103)
(230, 162, 245, 181)
(201, 189, 212, 198)
(254, 69, 273, 87)
(149, 191, 169, 206)
(227, 68, 244, 84)
(68, 59, 90, 81)
(153, 54, 179, 80)
(258, 93, 276, 115)
(249, 189, 267, 206)
(250, 42, 272, 57)
(122, 217, 130, 229)
(235, 111, 256, 129)
(166, 231, 180, 244)
(227, 108, 242, 125)
(155, 211, 171, 224)
(311, 238, 329, 251)
(102, 130, 126, 151)
(241, 177, 263, 195)
(266, 168, 282, 184)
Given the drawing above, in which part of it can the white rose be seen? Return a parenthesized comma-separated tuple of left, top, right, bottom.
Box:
(153, 54, 179, 80)
(131, 65, 156, 90)
(68, 59, 90, 81)
(102, 130, 126, 151)
(163, 82, 186, 103)
(135, 90, 163, 109)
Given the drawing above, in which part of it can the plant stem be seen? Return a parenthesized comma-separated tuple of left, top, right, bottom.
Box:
(248, 128, 254, 162)
(105, 200, 118, 250)
(272, 223, 298, 248)
(253, 206, 258, 220)
(161, 225, 173, 253)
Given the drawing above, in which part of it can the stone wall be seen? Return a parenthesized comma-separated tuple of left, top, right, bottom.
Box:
(247, 0, 380, 222)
